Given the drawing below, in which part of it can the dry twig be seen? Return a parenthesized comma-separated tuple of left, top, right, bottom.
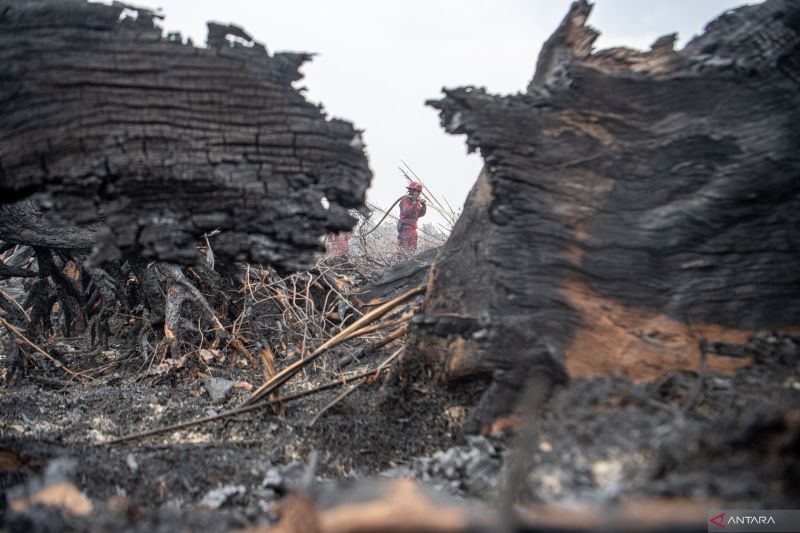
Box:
(308, 346, 403, 426)
(104, 360, 400, 445)
(244, 284, 425, 406)
(0, 315, 90, 380)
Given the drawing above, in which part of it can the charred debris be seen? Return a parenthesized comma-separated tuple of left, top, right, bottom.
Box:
(1, 0, 799, 532)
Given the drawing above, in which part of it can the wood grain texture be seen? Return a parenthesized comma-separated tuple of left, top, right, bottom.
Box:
(417, 0, 800, 429)
(0, 0, 370, 269)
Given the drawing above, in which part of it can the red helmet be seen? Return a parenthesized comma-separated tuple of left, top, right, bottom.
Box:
(406, 182, 423, 192)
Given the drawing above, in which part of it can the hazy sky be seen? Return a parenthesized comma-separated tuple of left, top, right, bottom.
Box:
(127, 0, 744, 224)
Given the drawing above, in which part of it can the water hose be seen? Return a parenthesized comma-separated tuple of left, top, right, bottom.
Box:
(361, 195, 406, 236)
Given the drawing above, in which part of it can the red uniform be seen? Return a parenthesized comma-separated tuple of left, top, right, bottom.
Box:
(397, 196, 426, 251)
(327, 232, 350, 256)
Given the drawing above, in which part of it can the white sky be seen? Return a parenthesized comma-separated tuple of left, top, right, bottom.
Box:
(134, 0, 744, 225)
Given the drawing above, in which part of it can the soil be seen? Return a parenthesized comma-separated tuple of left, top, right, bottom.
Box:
(1, 330, 798, 532)
(0, 336, 484, 531)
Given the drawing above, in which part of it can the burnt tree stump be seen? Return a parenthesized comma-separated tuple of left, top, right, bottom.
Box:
(415, 0, 800, 431)
(0, 0, 370, 269)
(0, 1, 370, 358)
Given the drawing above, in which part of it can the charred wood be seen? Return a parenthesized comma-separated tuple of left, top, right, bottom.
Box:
(353, 247, 439, 307)
(0, 0, 371, 368)
(0, 0, 370, 268)
(418, 0, 800, 431)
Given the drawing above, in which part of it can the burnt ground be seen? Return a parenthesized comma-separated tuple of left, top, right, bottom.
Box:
(0, 335, 485, 531)
(1, 329, 799, 531)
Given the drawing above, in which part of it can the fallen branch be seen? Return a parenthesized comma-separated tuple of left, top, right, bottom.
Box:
(0, 288, 30, 321)
(341, 310, 412, 342)
(338, 325, 407, 369)
(103, 360, 400, 445)
(308, 346, 403, 427)
(0, 315, 89, 380)
(0, 257, 37, 279)
(243, 284, 425, 406)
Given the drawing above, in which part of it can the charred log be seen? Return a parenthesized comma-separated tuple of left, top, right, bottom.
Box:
(0, 0, 370, 268)
(353, 247, 439, 307)
(418, 0, 800, 431)
(0, 202, 96, 253)
(0, 1, 372, 373)
(0, 258, 36, 280)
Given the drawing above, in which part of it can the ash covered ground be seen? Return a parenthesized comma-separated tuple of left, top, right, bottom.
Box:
(2, 319, 797, 532)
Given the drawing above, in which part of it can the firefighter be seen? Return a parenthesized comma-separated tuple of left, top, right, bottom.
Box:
(327, 231, 350, 256)
(397, 182, 426, 251)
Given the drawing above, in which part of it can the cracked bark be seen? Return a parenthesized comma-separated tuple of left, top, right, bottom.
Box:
(416, 0, 800, 432)
(0, 1, 371, 365)
(0, 0, 370, 269)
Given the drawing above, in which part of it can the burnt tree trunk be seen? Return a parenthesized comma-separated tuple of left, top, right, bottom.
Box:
(0, 1, 371, 368)
(415, 0, 800, 431)
(0, 0, 370, 268)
